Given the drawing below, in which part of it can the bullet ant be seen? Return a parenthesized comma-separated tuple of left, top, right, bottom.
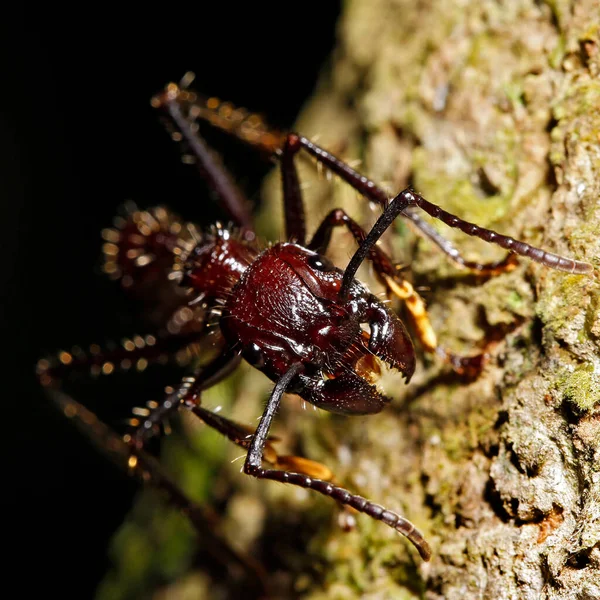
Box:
(38, 75, 593, 567)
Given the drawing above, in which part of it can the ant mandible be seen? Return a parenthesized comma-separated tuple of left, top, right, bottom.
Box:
(38, 75, 593, 563)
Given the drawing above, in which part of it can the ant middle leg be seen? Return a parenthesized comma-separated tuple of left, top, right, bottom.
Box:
(37, 330, 205, 387)
(295, 136, 592, 276)
(126, 348, 243, 449)
(37, 325, 244, 449)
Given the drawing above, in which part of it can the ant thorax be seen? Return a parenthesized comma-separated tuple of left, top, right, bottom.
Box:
(181, 224, 259, 305)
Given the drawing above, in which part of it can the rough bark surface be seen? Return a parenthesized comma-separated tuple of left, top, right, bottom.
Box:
(257, 1, 599, 598)
(101, 1, 600, 599)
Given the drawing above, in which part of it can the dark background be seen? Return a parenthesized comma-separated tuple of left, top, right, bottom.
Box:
(3, 4, 340, 596)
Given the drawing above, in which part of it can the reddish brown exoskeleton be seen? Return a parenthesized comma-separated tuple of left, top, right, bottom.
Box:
(38, 75, 593, 565)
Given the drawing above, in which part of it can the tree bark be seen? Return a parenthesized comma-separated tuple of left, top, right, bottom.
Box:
(256, 1, 600, 598)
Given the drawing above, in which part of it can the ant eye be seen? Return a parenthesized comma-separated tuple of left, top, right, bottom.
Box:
(308, 254, 335, 272)
(243, 343, 265, 368)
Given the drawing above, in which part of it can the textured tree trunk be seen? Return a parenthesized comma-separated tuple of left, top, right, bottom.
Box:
(101, 2, 600, 598)
(255, 1, 600, 598)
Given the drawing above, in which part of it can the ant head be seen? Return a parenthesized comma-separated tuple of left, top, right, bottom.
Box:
(271, 244, 416, 392)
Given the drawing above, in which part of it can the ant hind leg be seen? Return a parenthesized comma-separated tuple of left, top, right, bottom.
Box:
(48, 387, 268, 590)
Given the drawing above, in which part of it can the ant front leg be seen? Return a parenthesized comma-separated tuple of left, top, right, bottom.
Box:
(310, 209, 484, 377)
(128, 347, 242, 449)
(192, 404, 335, 481)
(243, 363, 432, 561)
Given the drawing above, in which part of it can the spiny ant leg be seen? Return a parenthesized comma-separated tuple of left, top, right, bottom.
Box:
(280, 133, 306, 244)
(294, 137, 592, 276)
(128, 349, 242, 449)
(158, 89, 306, 243)
(49, 388, 267, 589)
(155, 87, 254, 231)
(37, 330, 242, 449)
(128, 376, 197, 449)
(154, 83, 285, 156)
(310, 209, 484, 376)
(243, 363, 432, 560)
(37, 330, 204, 387)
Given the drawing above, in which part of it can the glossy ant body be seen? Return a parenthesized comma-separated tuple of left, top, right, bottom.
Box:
(38, 77, 593, 564)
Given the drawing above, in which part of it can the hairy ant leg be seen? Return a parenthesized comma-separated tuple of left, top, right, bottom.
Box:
(159, 86, 308, 244)
(127, 348, 242, 449)
(165, 86, 529, 274)
(154, 81, 284, 156)
(158, 91, 254, 232)
(37, 331, 204, 387)
(243, 363, 432, 561)
(295, 136, 593, 277)
(49, 387, 268, 590)
(36, 321, 244, 451)
(309, 208, 484, 377)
